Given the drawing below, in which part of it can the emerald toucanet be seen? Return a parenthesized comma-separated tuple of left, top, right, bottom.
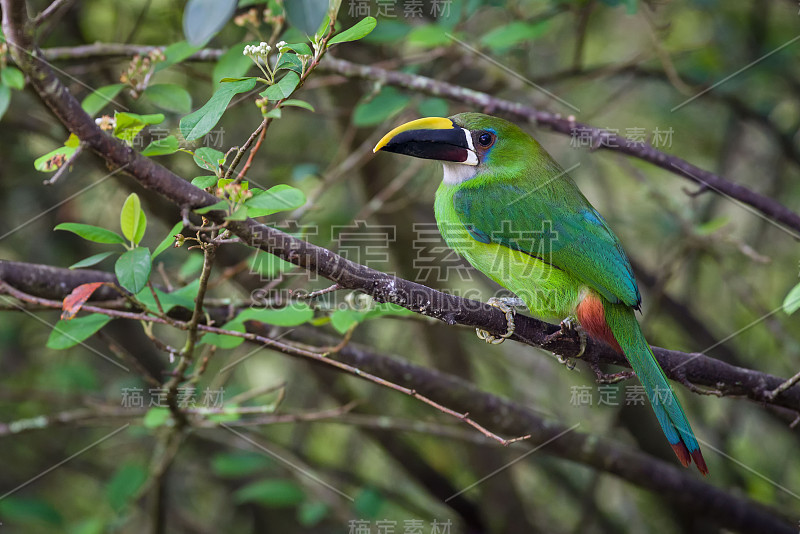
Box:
(373, 113, 708, 474)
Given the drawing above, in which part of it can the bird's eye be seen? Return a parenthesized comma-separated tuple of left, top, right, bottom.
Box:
(477, 131, 494, 148)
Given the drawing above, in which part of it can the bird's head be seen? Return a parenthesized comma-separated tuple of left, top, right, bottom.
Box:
(373, 112, 536, 184)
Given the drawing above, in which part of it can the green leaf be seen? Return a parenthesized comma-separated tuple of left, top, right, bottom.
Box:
(113, 112, 164, 145)
(696, 216, 729, 236)
(152, 221, 184, 259)
(363, 19, 410, 44)
(238, 302, 313, 326)
(234, 479, 305, 507)
(55, 222, 126, 244)
(283, 42, 312, 56)
(180, 78, 257, 140)
(285, 0, 328, 34)
(783, 282, 800, 315)
(282, 98, 315, 112)
(143, 407, 171, 428)
(298, 501, 329, 527)
(134, 279, 199, 313)
(107, 463, 148, 512)
(193, 147, 226, 172)
(213, 43, 254, 84)
(179, 252, 204, 278)
(244, 184, 306, 216)
(142, 84, 192, 114)
(0, 497, 63, 527)
(211, 452, 272, 478)
(330, 308, 361, 333)
(226, 205, 249, 220)
(120, 193, 147, 245)
(156, 40, 203, 72)
(194, 199, 229, 214)
(34, 145, 78, 172)
(329, 16, 377, 45)
(261, 71, 300, 101)
(201, 318, 246, 348)
(352, 87, 411, 127)
(479, 21, 550, 52)
(69, 251, 116, 270)
(407, 25, 451, 48)
(1, 66, 24, 90)
(141, 135, 180, 156)
(69, 517, 106, 534)
(115, 247, 152, 294)
(65, 133, 80, 148)
(0, 83, 9, 121)
(46, 313, 112, 350)
(191, 175, 218, 188)
(418, 97, 449, 118)
(250, 250, 294, 277)
(354, 487, 383, 519)
(314, 13, 331, 40)
(265, 108, 282, 119)
(275, 53, 303, 74)
(183, 0, 237, 46)
(330, 302, 412, 334)
(81, 83, 125, 117)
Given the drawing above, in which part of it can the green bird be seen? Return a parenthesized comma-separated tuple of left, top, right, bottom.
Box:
(373, 113, 708, 474)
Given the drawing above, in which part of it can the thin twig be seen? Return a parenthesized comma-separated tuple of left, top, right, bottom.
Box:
(43, 143, 83, 185)
(766, 369, 800, 401)
(226, 118, 270, 183)
(2, 281, 529, 446)
(227, 15, 338, 185)
(32, 43, 800, 232)
(235, 123, 267, 181)
(163, 243, 216, 426)
(297, 283, 342, 299)
(33, 0, 74, 27)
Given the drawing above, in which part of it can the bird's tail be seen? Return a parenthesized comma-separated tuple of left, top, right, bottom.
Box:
(579, 295, 708, 474)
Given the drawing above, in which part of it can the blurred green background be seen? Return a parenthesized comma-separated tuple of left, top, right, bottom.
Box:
(0, 0, 799, 532)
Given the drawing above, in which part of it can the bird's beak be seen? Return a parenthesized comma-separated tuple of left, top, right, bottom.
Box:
(373, 117, 478, 165)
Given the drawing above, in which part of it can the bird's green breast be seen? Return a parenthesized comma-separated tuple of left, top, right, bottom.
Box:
(434, 179, 585, 323)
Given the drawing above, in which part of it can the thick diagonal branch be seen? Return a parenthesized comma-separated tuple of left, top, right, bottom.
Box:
(36, 43, 800, 236)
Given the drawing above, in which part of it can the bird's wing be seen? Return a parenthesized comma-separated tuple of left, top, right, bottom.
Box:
(452, 182, 641, 307)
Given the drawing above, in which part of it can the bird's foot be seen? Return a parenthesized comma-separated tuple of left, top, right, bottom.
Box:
(554, 316, 586, 369)
(556, 354, 577, 370)
(476, 297, 524, 345)
(589, 362, 636, 384)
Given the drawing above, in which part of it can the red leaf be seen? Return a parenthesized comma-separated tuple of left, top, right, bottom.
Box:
(61, 282, 104, 320)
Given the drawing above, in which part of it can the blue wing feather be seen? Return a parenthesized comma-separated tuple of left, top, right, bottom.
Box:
(452, 182, 641, 307)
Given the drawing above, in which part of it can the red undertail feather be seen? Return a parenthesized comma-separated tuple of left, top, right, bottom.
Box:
(575, 293, 621, 353)
(671, 441, 709, 475)
(670, 442, 691, 468)
(692, 449, 709, 476)
(576, 293, 710, 476)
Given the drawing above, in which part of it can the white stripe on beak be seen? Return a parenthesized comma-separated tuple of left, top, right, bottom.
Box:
(462, 128, 479, 165)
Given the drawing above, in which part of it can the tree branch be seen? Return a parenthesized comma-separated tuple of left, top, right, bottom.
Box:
(34, 43, 800, 236)
(3, 257, 800, 413)
(281, 328, 794, 534)
(4, 269, 794, 531)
